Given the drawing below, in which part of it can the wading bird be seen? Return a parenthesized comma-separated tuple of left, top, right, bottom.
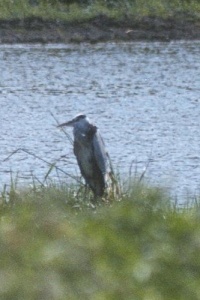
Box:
(58, 114, 109, 197)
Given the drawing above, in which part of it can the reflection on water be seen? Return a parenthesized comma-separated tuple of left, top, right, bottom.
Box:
(1, 41, 200, 201)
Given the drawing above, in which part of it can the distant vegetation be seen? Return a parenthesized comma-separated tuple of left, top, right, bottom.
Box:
(1, 177, 200, 299)
(0, 0, 200, 22)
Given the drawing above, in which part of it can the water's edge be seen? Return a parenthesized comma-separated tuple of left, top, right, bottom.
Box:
(0, 16, 200, 44)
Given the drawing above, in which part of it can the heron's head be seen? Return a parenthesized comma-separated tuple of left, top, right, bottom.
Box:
(58, 114, 89, 129)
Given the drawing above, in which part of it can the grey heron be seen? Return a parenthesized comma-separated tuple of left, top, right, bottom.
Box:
(58, 114, 109, 197)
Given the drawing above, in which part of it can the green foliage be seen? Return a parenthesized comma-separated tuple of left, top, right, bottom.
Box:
(1, 181, 200, 299)
(0, 0, 199, 21)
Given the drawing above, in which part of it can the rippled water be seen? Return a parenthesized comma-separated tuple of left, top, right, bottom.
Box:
(1, 41, 200, 201)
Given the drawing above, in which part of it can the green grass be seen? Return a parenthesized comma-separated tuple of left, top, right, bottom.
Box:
(0, 0, 200, 22)
(1, 179, 200, 299)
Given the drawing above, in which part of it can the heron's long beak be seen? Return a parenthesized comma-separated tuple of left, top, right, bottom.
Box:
(57, 120, 74, 128)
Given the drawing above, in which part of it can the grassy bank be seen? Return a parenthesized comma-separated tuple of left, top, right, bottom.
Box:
(1, 180, 200, 299)
(0, 0, 200, 22)
(0, 0, 200, 43)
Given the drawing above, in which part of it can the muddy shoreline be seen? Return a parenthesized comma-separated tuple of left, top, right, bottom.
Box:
(0, 16, 200, 43)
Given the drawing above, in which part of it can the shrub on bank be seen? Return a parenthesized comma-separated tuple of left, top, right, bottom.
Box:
(0, 181, 200, 299)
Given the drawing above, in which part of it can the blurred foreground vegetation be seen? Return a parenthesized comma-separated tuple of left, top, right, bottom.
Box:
(0, 0, 200, 22)
(1, 180, 200, 299)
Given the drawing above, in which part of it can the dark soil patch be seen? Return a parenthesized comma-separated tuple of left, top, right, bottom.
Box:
(0, 15, 200, 43)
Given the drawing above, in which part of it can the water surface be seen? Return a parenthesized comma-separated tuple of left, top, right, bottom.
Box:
(1, 41, 200, 201)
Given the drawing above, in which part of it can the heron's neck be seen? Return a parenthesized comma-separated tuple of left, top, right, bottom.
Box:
(73, 124, 96, 143)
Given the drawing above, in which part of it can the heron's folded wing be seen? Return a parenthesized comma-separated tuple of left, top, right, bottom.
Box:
(92, 131, 108, 175)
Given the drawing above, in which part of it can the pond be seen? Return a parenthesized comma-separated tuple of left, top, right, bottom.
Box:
(1, 41, 200, 201)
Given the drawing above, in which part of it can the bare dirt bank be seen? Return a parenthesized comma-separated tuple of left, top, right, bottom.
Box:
(0, 16, 200, 43)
